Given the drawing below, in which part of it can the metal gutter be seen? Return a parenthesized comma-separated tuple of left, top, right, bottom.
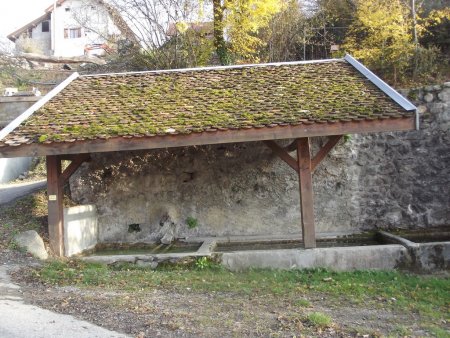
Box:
(0, 72, 79, 141)
(344, 54, 419, 130)
(81, 58, 343, 78)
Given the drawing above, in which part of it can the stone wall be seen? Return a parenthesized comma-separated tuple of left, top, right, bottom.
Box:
(0, 96, 40, 128)
(70, 83, 450, 243)
(0, 96, 39, 183)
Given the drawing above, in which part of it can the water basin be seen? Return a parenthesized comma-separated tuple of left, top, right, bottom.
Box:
(85, 242, 201, 256)
(215, 237, 384, 252)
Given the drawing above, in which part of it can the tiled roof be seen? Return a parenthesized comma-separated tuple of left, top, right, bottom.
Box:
(0, 59, 415, 147)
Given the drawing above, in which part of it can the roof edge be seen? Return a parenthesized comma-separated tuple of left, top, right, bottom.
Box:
(0, 117, 416, 158)
(0, 72, 80, 141)
(81, 58, 344, 78)
(7, 13, 50, 42)
(344, 54, 417, 112)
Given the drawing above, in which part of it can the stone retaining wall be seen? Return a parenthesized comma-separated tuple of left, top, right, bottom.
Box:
(0, 96, 39, 128)
(0, 96, 39, 183)
(70, 83, 450, 243)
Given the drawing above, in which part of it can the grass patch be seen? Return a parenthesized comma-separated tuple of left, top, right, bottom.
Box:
(20, 260, 450, 336)
(0, 191, 48, 250)
(31, 260, 449, 322)
(306, 312, 332, 328)
(295, 298, 311, 307)
(390, 325, 412, 337)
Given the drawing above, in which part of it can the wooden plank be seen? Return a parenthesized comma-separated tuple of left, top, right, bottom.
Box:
(46, 155, 64, 256)
(59, 153, 90, 186)
(264, 140, 298, 171)
(0, 117, 415, 158)
(297, 138, 316, 249)
(311, 135, 343, 172)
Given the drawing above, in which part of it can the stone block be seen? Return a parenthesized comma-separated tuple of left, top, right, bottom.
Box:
(64, 205, 98, 257)
(221, 245, 409, 271)
(429, 104, 447, 116)
(424, 93, 434, 103)
(416, 105, 427, 114)
(437, 88, 450, 102)
(14, 230, 48, 260)
(136, 259, 158, 269)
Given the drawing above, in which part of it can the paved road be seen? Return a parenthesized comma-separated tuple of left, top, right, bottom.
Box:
(0, 266, 130, 338)
(0, 180, 46, 204)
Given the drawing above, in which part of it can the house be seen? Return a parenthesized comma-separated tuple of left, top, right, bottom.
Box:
(0, 55, 417, 256)
(7, 0, 121, 57)
(166, 22, 214, 39)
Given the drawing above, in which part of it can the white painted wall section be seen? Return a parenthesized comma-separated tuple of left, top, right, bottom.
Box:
(64, 204, 98, 256)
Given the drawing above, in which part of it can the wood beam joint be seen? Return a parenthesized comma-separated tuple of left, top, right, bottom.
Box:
(283, 140, 297, 153)
(59, 153, 91, 186)
(264, 140, 298, 172)
(311, 135, 343, 172)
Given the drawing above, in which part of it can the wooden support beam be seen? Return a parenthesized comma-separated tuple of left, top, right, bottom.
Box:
(297, 138, 316, 249)
(46, 155, 64, 256)
(311, 135, 343, 172)
(59, 153, 90, 186)
(0, 117, 415, 158)
(284, 140, 297, 153)
(264, 140, 298, 171)
(60, 154, 81, 161)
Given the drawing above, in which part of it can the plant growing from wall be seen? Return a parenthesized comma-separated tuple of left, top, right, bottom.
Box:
(186, 216, 198, 229)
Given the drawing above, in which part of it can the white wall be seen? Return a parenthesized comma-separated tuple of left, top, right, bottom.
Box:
(64, 204, 98, 256)
(0, 157, 33, 183)
(52, 0, 119, 57)
(15, 21, 51, 55)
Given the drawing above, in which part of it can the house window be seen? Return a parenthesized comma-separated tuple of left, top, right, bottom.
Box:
(42, 21, 50, 32)
(64, 28, 82, 39)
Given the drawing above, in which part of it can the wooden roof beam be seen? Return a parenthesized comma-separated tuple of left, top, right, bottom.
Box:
(0, 117, 415, 158)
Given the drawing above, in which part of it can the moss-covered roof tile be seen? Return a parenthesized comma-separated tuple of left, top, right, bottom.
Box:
(1, 59, 414, 146)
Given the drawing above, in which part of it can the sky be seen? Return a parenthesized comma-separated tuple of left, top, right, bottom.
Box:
(0, 0, 52, 37)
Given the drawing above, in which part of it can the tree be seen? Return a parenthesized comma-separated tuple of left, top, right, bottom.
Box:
(213, 0, 284, 64)
(342, 0, 415, 83)
(420, 8, 450, 55)
(259, 0, 305, 62)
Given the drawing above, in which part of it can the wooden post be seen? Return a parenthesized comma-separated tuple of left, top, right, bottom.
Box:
(297, 138, 316, 248)
(46, 155, 64, 256)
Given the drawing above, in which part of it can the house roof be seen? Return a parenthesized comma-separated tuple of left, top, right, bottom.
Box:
(45, 0, 66, 13)
(7, 13, 51, 42)
(166, 22, 214, 37)
(0, 55, 417, 157)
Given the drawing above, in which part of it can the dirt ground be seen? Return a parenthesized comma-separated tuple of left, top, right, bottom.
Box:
(11, 276, 431, 337)
(5, 249, 446, 338)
